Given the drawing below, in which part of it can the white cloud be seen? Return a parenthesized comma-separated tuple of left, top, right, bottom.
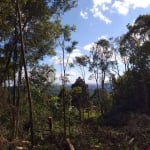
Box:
(51, 56, 61, 65)
(91, 0, 112, 24)
(83, 42, 95, 51)
(80, 10, 88, 19)
(125, 0, 150, 9)
(55, 69, 79, 83)
(90, 0, 150, 22)
(71, 49, 83, 56)
(84, 35, 108, 51)
(112, 0, 150, 15)
(91, 7, 112, 24)
(67, 69, 78, 78)
(52, 49, 83, 65)
(112, 1, 129, 15)
(92, 0, 112, 7)
(69, 49, 83, 62)
(98, 35, 108, 40)
(64, 68, 94, 84)
(53, 49, 85, 83)
(102, 4, 109, 11)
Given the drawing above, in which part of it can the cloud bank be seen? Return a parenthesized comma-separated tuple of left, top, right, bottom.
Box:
(80, 0, 150, 24)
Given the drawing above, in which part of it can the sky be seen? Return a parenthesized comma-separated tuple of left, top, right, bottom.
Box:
(41, 0, 150, 84)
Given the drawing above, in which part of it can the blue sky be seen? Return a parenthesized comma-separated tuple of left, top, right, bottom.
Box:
(42, 0, 150, 84)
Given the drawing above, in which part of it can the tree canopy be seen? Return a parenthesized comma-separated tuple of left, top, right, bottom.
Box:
(0, 3, 150, 149)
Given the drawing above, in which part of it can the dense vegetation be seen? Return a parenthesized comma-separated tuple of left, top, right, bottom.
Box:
(0, 0, 150, 149)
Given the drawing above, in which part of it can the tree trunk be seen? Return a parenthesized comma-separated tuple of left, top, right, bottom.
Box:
(13, 19, 18, 138)
(12, 49, 17, 139)
(16, 0, 34, 147)
(15, 61, 22, 138)
(95, 73, 101, 116)
(62, 86, 66, 137)
(79, 108, 82, 121)
(66, 138, 75, 150)
(141, 71, 149, 111)
(62, 37, 66, 137)
(101, 71, 106, 116)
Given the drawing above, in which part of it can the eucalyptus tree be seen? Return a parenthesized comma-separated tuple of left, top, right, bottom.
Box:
(29, 64, 55, 136)
(0, 0, 78, 145)
(0, 0, 78, 84)
(30, 64, 55, 89)
(71, 77, 89, 120)
(30, 64, 55, 101)
(58, 25, 78, 84)
(119, 15, 150, 111)
(75, 55, 89, 81)
(57, 25, 78, 136)
(89, 39, 113, 115)
(109, 37, 121, 77)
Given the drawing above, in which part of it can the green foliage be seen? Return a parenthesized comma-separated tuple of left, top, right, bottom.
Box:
(75, 55, 89, 80)
(75, 55, 89, 67)
(112, 70, 150, 112)
(91, 88, 112, 113)
(66, 41, 78, 53)
(0, 0, 77, 73)
(120, 14, 150, 71)
(1, 4, 150, 149)
(89, 39, 113, 73)
(48, 95, 61, 118)
(71, 77, 90, 110)
(0, 0, 78, 145)
(112, 15, 150, 114)
(30, 64, 55, 89)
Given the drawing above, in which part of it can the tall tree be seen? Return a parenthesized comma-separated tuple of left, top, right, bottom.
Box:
(109, 37, 121, 77)
(30, 64, 55, 90)
(111, 15, 150, 115)
(0, 0, 78, 145)
(57, 24, 78, 136)
(71, 77, 89, 120)
(0, 0, 78, 82)
(119, 15, 150, 111)
(75, 55, 89, 81)
(89, 39, 113, 115)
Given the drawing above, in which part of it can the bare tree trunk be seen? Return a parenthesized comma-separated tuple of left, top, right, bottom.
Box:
(62, 85, 66, 137)
(66, 138, 75, 150)
(62, 38, 66, 137)
(79, 107, 82, 121)
(15, 61, 22, 138)
(101, 71, 106, 116)
(95, 70, 101, 116)
(16, 0, 34, 147)
(12, 47, 17, 139)
(7, 70, 11, 104)
(141, 71, 149, 111)
(114, 52, 120, 77)
(48, 117, 53, 133)
(13, 15, 18, 138)
(68, 117, 71, 136)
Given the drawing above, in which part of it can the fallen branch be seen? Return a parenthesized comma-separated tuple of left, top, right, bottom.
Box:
(66, 138, 75, 150)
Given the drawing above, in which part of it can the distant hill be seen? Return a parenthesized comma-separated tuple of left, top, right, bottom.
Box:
(49, 83, 112, 96)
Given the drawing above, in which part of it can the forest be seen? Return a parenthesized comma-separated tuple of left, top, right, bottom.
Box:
(0, 0, 150, 150)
